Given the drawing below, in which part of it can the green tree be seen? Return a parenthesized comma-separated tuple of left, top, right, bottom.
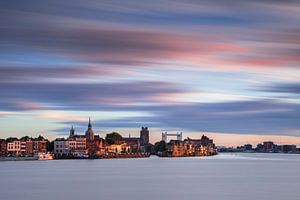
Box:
(105, 132, 123, 145)
(154, 140, 167, 153)
(46, 141, 54, 152)
(145, 143, 154, 153)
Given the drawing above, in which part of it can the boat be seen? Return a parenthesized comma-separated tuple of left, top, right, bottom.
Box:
(38, 153, 54, 160)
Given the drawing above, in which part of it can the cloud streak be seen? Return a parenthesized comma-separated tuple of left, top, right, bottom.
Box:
(0, 0, 300, 141)
(0, 81, 183, 111)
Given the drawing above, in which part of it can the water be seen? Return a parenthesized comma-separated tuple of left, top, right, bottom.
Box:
(1, 153, 300, 200)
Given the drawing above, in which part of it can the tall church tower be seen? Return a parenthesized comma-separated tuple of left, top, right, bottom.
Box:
(69, 126, 75, 137)
(140, 127, 149, 145)
(85, 117, 94, 140)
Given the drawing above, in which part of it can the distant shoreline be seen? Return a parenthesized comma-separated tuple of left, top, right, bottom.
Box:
(0, 153, 219, 161)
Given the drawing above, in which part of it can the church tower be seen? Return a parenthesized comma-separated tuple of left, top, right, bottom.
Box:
(85, 117, 94, 140)
(140, 127, 149, 145)
(69, 126, 75, 137)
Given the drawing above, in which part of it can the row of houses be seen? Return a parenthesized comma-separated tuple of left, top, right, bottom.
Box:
(167, 135, 216, 157)
(258, 141, 298, 153)
(0, 136, 47, 156)
(0, 118, 150, 158)
(54, 135, 107, 157)
(54, 119, 150, 158)
(54, 137, 137, 157)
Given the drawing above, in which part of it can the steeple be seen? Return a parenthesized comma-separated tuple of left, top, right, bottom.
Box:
(88, 117, 92, 129)
(85, 117, 94, 140)
(70, 125, 75, 137)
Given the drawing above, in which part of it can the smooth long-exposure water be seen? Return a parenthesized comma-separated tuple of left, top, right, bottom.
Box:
(0, 153, 299, 200)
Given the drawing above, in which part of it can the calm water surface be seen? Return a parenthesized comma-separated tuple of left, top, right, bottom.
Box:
(0, 153, 300, 200)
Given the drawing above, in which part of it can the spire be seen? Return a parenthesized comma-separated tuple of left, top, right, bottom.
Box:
(88, 117, 92, 128)
(86, 117, 94, 140)
(70, 125, 75, 137)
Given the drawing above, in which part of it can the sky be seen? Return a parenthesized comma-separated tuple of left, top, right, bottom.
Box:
(0, 0, 300, 147)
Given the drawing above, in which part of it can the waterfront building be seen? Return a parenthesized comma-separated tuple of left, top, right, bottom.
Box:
(121, 127, 150, 152)
(184, 142, 195, 156)
(25, 140, 34, 155)
(2, 136, 47, 157)
(36, 136, 47, 154)
(105, 143, 131, 154)
(20, 136, 28, 155)
(244, 144, 253, 152)
(279, 145, 297, 153)
(54, 138, 69, 157)
(67, 125, 89, 157)
(167, 140, 185, 157)
(64, 123, 151, 156)
(28, 139, 46, 155)
(0, 139, 7, 156)
(218, 142, 299, 154)
(123, 135, 141, 152)
(256, 143, 263, 152)
(166, 135, 216, 157)
(22, 136, 47, 156)
(6, 138, 21, 156)
(53, 121, 106, 157)
(69, 136, 86, 150)
(68, 135, 87, 157)
(186, 136, 216, 156)
(94, 136, 106, 155)
(86, 135, 105, 155)
(263, 141, 274, 153)
(67, 123, 105, 156)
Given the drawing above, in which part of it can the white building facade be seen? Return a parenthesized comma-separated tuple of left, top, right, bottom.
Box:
(54, 139, 69, 157)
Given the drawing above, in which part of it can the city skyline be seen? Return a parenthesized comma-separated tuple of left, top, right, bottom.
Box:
(0, 1, 300, 147)
(1, 117, 300, 148)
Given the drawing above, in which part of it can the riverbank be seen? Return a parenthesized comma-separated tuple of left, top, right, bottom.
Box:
(0, 152, 220, 161)
(0, 157, 38, 161)
(55, 153, 151, 160)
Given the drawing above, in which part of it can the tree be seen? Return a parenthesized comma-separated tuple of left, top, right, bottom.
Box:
(105, 132, 123, 145)
(145, 143, 154, 153)
(153, 140, 167, 153)
(46, 141, 54, 152)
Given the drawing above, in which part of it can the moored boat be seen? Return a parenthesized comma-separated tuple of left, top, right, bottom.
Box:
(38, 153, 54, 160)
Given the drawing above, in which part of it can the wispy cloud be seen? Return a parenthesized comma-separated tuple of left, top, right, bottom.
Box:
(0, 0, 300, 141)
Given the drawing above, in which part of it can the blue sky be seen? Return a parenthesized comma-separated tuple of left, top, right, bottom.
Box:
(0, 0, 300, 146)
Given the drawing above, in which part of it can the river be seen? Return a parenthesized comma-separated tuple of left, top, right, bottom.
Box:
(0, 153, 299, 200)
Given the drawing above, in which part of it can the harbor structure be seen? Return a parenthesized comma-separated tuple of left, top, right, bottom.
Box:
(162, 131, 182, 142)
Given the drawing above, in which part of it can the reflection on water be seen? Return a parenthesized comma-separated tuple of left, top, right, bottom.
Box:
(0, 153, 300, 200)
